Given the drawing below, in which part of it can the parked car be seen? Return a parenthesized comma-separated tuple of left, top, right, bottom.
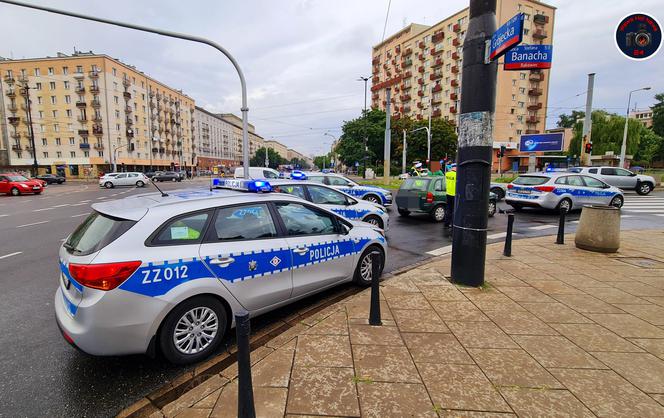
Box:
(144, 171, 158, 179)
(395, 176, 497, 221)
(295, 172, 393, 206)
(153, 171, 182, 182)
(0, 173, 45, 196)
(35, 173, 66, 184)
(99, 172, 149, 188)
(234, 167, 280, 179)
(569, 166, 656, 195)
(506, 172, 624, 212)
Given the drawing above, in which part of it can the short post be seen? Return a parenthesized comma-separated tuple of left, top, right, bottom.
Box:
(556, 208, 566, 245)
(503, 213, 514, 257)
(368, 251, 382, 326)
(235, 311, 256, 418)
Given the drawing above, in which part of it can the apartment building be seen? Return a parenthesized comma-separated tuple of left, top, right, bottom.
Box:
(218, 113, 265, 159)
(193, 106, 237, 169)
(0, 51, 194, 177)
(371, 0, 555, 171)
(629, 109, 654, 129)
(264, 140, 290, 159)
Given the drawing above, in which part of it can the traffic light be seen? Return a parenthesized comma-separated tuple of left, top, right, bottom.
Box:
(584, 142, 593, 154)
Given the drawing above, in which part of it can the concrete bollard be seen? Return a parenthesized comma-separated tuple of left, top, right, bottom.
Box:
(574, 205, 621, 253)
(235, 311, 256, 418)
(368, 251, 382, 326)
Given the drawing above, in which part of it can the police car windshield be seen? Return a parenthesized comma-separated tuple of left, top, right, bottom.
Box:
(64, 212, 136, 256)
(401, 178, 431, 191)
(513, 176, 549, 186)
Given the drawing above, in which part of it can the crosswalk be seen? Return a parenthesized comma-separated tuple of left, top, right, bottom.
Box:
(621, 194, 664, 215)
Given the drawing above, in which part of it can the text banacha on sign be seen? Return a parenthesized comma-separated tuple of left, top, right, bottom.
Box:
(504, 44, 553, 70)
(489, 13, 525, 61)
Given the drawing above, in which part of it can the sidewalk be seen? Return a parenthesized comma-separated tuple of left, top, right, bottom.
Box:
(124, 230, 664, 418)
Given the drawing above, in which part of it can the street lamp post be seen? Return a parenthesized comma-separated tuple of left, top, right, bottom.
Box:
(620, 87, 651, 168)
(358, 76, 369, 178)
(323, 132, 337, 170)
(411, 126, 430, 165)
(112, 143, 130, 172)
(402, 129, 407, 175)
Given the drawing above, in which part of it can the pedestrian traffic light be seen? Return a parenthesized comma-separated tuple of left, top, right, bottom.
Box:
(585, 142, 593, 154)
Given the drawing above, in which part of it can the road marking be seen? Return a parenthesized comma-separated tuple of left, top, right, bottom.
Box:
(70, 202, 88, 206)
(656, 214, 664, 217)
(16, 220, 49, 228)
(426, 245, 452, 256)
(71, 212, 90, 218)
(32, 207, 54, 212)
(0, 214, 8, 218)
(621, 215, 635, 218)
(624, 210, 664, 213)
(97, 196, 108, 200)
(0, 251, 22, 260)
(79, 200, 91, 203)
(51, 204, 69, 208)
(528, 224, 557, 230)
(487, 232, 517, 239)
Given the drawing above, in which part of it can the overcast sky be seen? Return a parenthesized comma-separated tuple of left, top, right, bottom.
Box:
(1, 0, 662, 156)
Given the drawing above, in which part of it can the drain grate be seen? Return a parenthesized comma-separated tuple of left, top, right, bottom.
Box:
(615, 257, 664, 269)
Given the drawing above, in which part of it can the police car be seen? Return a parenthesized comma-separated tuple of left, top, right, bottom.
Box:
(506, 172, 624, 212)
(269, 180, 389, 230)
(55, 179, 387, 364)
(293, 172, 393, 206)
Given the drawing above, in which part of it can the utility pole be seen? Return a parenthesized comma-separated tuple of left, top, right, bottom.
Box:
(21, 83, 39, 175)
(358, 76, 369, 179)
(427, 89, 433, 166)
(450, 0, 498, 287)
(402, 129, 407, 175)
(580, 73, 595, 167)
(383, 88, 391, 185)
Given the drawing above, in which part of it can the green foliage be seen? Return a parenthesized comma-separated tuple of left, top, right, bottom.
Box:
(652, 93, 664, 138)
(313, 154, 332, 169)
(289, 157, 311, 170)
(634, 129, 664, 166)
(557, 110, 585, 128)
(493, 176, 516, 183)
(250, 147, 286, 169)
(567, 110, 645, 158)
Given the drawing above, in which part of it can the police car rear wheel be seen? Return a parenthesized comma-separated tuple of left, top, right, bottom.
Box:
(159, 296, 227, 364)
(354, 246, 384, 286)
(557, 198, 572, 213)
(363, 195, 380, 204)
(431, 205, 445, 222)
(610, 195, 624, 208)
(364, 215, 383, 229)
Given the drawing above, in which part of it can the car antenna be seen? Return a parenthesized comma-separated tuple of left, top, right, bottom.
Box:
(150, 178, 168, 197)
(209, 170, 213, 192)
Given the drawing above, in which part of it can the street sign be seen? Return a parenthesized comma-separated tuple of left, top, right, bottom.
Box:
(519, 133, 564, 152)
(355, 162, 360, 167)
(489, 13, 524, 61)
(504, 44, 553, 70)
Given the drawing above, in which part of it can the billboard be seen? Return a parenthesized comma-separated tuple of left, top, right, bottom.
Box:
(519, 133, 564, 152)
(504, 44, 553, 70)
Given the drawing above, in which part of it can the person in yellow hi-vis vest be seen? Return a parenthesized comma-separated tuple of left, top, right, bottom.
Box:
(444, 164, 457, 228)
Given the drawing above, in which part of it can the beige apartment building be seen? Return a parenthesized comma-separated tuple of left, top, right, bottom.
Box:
(217, 113, 265, 159)
(264, 140, 290, 159)
(0, 51, 195, 177)
(371, 0, 555, 171)
(629, 109, 654, 129)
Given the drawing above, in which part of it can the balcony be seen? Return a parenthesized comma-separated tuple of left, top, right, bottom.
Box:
(122, 79, 131, 87)
(94, 144, 104, 150)
(92, 115, 102, 122)
(156, 93, 162, 101)
(123, 91, 131, 99)
(418, 53, 424, 60)
(8, 104, 18, 112)
(91, 99, 101, 108)
(401, 59, 413, 68)
(372, 76, 380, 83)
(4, 75, 15, 83)
(126, 118, 134, 126)
(403, 106, 411, 113)
(78, 129, 89, 136)
(430, 72, 442, 81)
(404, 70, 412, 78)
(451, 66, 459, 74)
(90, 85, 100, 94)
(73, 73, 85, 80)
(159, 148, 165, 154)
(450, 107, 457, 114)
(432, 84, 442, 93)
(403, 48, 412, 56)
(151, 147, 159, 153)
(451, 79, 459, 88)
(452, 52, 460, 60)
(527, 102, 543, 111)
(432, 31, 445, 43)
(418, 78, 424, 85)
(453, 23, 460, 33)
(432, 97, 442, 105)
(417, 91, 424, 97)
(79, 143, 91, 149)
(126, 129, 134, 138)
(450, 92, 458, 100)
(372, 56, 380, 65)
(453, 38, 461, 47)
(372, 93, 380, 100)
(528, 88, 543, 96)
(400, 94, 411, 102)
(525, 129, 539, 134)
(533, 29, 548, 40)
(89, 70, 99, 78)
(418, 41, 425, 49)
(433, 109, 442, 117)
(418, 66, 425, 73)
(76, 101, 87, 108)
(432, 58, 443, 67)
(8, 116, 20, 125)
(534, 14, 549, 25)
(11, 144, 22, 151)
(125, 105, 133, 113)
(93, 125, 103, 135)
(527, 116, 541, 124)
(77, 116, 87, 123)
(75, 86, 85, 94)
(529, 72, 544, 82)
(6, 89, 16, 98)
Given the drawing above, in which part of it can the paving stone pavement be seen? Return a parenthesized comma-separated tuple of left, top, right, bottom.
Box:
(122, 230, 664, 418)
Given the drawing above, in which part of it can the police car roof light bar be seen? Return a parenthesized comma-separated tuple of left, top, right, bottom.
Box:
(212, 178, 273, 193)
(290, 170, 307, 180)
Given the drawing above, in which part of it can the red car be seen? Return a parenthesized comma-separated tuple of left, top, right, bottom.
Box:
(0, 173, 44, 196)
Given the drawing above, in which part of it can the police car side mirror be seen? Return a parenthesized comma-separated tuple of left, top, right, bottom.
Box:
(346, 198, 357, 206)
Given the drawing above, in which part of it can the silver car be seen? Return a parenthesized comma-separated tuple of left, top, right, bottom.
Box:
(506, 172, 624, 212)
(55, 179, 387, 364)
(297, 172, 393, 206)
(99, 172, 149, 188)
(569, 166, 656, 195)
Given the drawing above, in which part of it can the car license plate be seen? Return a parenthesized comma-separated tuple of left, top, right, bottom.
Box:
(33, 186, 40, 190)
(519, 189, 531, 194)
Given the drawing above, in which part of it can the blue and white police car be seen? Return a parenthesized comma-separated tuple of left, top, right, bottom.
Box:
(506, 172, 624, 212)
(293, 172, 393, 206)
(269, 180, 389, 230)
(55, 179, 387, 364)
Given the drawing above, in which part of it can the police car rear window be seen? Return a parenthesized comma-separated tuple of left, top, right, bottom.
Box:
(64, 212, 135, 256)
(513, 176, 549, 186)
(401, 178, 431, 191)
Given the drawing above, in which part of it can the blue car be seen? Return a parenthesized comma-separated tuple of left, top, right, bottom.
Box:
(293, 172, 393, 206)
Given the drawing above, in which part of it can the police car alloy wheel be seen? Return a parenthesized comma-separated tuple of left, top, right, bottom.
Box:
(354, 246, 384, 286)
(488, 201, 496, 217)
(557, 198, 572, 213)
(364, 215, 383, 229)
(159, 296, 227, 364)
(363, 194, 380, 204)
(610, 195, 624, 208)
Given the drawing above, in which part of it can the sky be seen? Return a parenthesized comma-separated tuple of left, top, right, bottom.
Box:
(1, 0, 662, 157)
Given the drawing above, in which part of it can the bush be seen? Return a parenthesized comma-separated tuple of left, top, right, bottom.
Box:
(494, 176, 516, 183)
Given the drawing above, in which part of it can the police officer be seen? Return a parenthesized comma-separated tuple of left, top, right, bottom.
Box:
(444, 164, 457, 229)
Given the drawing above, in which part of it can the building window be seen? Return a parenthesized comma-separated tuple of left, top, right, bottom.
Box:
(48, 67, 54, 75)
(517, 129, 523, 135)
(62, 66, 68, 75)
(50, 96, 57, 104)
(70, 151, 76, 157)
(69, 137, 75, 145)
(54, 123, 59, 132)
(84, 151, 89, 157)
(76, 66, 83, 73)
(67, 123, 73, 131)
(512, 94, 516, 101)
(65, 95, 71, 104)
(36, 82, 42, 90)
(52, 110, 58, 118)
(34, 68, 41, 76)
(520, 73, 526, 80)
(42, 138, 47, 145)
(56, 138, 61, 145)
(64, 81, 70, 90)
(37, 96, 42, 104)
(115, 110, 120, 119)
(524, 28, 530, 35)
(38, 111, 44, 119)
(519, 87, 526, 94)
(49, 82, 56, 90)
(40, 125, 45, 132)
(43, 152, 49, 158)
(112, 68, 117, 76)
(98, 151, 103, 157)
(518, 102, 525, 108)
(57, 151, 62, 158)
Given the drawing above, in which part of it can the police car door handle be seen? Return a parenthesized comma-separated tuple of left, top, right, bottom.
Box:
(210, 256, 235, 267)
(293, 247, 309, 255)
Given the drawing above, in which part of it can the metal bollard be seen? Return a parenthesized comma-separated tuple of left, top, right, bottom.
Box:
(235, 311, 256, 418)
(556, 208, 566, 245)
(368, 251, 382, 326)
(503, 213, 514, 257)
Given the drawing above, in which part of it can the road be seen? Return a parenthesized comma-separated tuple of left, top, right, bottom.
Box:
(0, 179, 662, 417)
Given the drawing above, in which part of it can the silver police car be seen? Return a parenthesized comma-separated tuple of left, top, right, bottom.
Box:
(269, 180, 390, 230)
(55, 179, 387, 364)
(506, 172, 624, 212)
(294, 172, 393, 206)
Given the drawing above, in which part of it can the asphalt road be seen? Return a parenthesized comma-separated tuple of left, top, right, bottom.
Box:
(0, 179, 662, 417)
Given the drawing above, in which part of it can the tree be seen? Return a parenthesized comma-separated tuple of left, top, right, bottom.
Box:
(557, 110, 585, 128)
(390, 117, 457, 166)
(567, 110, 645, 159)
(652, 92, 664, 138)
(313, 154, 332, 169)
(634, 129, 664, 166)
(250, 147, 285, 169)
(289, 157, 310, 170)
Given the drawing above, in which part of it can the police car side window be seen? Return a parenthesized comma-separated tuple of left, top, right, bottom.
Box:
(327, 177, 350, 186)
(212, 204, 277, 241)
(589, 168, 598, 174)
(153, 212, 210, 245)
(582, 176, 606, 188)
(308, 176, 325, 184)
(309, 186, 347, 205)
(554, 177, 568, 185)
(275, 202, 336, 236)
(274, 184, 307, 200)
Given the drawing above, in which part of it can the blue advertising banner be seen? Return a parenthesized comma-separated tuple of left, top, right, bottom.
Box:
(489, 13, 524, 61)
(504, 44, 553, 70)
(519, 133, 564, 152)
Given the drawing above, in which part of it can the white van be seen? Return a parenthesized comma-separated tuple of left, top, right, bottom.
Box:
(233, 167, 280, 179)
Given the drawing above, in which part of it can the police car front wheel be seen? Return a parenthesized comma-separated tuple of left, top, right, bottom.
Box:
(363, 194, 380, 204)
(354, 246, 384, 286)
(159, 295, 227, 364)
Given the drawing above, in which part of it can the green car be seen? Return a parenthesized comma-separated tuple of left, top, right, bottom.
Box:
(395, 176, 497, 222)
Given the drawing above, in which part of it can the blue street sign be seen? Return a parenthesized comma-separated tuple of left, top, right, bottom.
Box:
(489, 13, 524, 61)
(355, 161, 360, 167)
(519, 133, 564, 152)
(504, 44, 553, 70)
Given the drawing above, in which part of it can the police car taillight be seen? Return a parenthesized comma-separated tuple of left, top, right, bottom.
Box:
(212, 178, 272, 192)
(534, 186, 556, 193)
(69, 261, 141, 291)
